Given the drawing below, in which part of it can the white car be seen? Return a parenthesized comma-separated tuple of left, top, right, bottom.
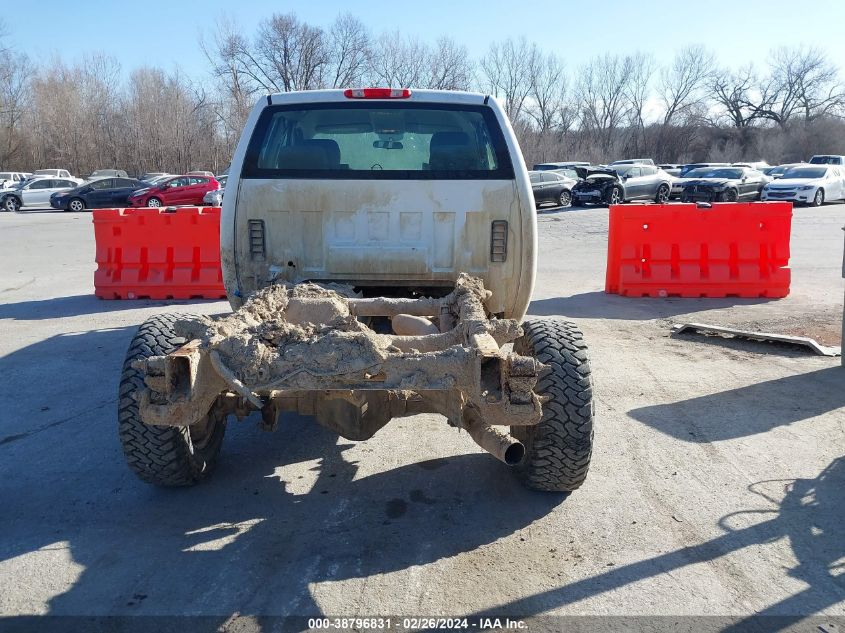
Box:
(761, 165, 845, 206)
(202, 175, 227, 206)
(0, 171, 26, 189)
(33, 168, 74, 179)
(1, 176, 83, 211)
(808, 155, 845, 166)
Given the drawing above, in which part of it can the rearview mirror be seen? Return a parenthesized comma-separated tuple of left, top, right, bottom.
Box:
(373, 140, 403, 150)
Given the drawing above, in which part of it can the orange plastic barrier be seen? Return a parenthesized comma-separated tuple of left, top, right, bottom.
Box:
(93, 207, 227, 300)
(605, 202, 792, 298)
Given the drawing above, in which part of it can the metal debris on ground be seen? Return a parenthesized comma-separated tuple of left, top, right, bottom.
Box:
(671, 322, 841, 357)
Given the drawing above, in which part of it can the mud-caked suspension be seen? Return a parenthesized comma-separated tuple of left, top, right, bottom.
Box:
(132, 274, 545, 463)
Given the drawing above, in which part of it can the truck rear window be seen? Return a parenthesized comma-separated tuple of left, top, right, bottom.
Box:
(242, 102, 514, 180)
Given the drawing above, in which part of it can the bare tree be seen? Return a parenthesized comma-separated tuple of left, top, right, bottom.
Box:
(370, 32, 430, 88)
(427, 36, 474, 90)
(658, 45, 714, 126)
(0, 38, 33, 166)
(202, 16, 260, 154)
(711, 65, 759, 128)
(575, 53, 637, 155)
(525, 52, 565, 133)
(622, 52, 655, 155)
(753, 46, 845, 127)
(480, 37, 539, 121)
(327, 13, 371, 88)
(255, 13, 329, 92)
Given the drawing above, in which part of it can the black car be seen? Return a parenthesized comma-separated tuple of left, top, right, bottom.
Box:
(529, 170, 575, 208)
(570, 167, 623, 205)
(679, 167, 769, 203)
(678, 162, 730, 177)
(50, 177, 147, 211)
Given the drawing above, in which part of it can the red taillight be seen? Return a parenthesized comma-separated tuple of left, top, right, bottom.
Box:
(343, 88, 412, 99)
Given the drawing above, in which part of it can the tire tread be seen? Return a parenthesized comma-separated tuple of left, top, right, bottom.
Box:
(118, 313, 224, 486)
(512, 319, 594, 492)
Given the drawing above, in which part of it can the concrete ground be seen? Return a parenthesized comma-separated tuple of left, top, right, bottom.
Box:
(1, 204, 844, 631)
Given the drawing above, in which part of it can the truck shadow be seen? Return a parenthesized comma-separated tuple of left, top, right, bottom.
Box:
(628, 366, 845, 442)
(0, 295, 226, 321)
(12, 423, 562, 620)
(0, 326, 563, 623)
(462, 455, 845, 632)
(528, 293, 772, 321)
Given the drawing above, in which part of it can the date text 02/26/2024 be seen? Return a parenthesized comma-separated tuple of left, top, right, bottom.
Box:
(307, 617, 527, 631)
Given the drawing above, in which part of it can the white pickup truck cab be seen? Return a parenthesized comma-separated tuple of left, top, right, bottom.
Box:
(119, 89, 594, 493)
(222, 89, 536, 319)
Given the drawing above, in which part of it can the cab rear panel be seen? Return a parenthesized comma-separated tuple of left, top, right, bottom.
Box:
(221, 90, 536, 320)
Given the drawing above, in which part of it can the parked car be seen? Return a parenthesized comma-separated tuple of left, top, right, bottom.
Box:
(89, 169, 129, 179)
(761, 164, 803, 179)
(679, 167, 769, 202)
(761, 165, 845, 206)
(203, 189, 224, 206)
(732, 161, 770, 170)
(1, 176, 82, 211)
(549, 167, 580, 180)
(658, 164, 683, 177)
(49, 177, 146, 211)
(0, 171, 26, 188)
(187, 170, 215, 177)
(533, 161, 590, 171)
(571, 167, 623, 205)
(529, 170, 575, 208)
(202, 175, 228, 206)
(571, 164, 671, 205)
(33, 169, 73, 179)
(808, 155, 845, 165)
(678, 162, 729, 177)
(127, 175, 220, 207)
(140, 172, 170, 182)
(144, 174, 173, 186)
(609, 158, 655, 166)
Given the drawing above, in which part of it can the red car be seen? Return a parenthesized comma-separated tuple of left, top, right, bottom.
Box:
(127, 175, 219, 207)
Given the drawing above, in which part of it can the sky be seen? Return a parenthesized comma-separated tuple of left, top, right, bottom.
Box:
(7, 0, 845, 83)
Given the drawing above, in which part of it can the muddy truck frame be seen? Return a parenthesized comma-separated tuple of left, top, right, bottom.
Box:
(119, 88, 594, 492)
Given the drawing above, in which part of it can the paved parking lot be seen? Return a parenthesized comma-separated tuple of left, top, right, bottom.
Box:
(1, 204, 844, 630)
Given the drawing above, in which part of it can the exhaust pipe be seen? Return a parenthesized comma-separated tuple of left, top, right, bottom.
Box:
(462, 408, 525, 466)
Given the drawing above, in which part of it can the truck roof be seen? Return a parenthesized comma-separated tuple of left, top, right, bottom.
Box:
(266, 89, 491, 107)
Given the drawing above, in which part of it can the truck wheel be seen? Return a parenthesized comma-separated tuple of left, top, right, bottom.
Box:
(511, 319, 594, 492)
(118, 313, 225, 486)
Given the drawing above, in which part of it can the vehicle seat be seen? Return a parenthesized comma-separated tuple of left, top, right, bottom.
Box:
(428, 132, 481, 171)
(272, 144, 332, 170)
(304, 139, 342, 166)
(273, 139, 347, 170)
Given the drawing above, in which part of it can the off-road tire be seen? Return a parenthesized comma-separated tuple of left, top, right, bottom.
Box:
(511, 319, 594, 492)
(118, 313, 225, 486)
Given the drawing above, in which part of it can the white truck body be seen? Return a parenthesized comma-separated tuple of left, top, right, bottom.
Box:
(221, 89, 537, 320)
